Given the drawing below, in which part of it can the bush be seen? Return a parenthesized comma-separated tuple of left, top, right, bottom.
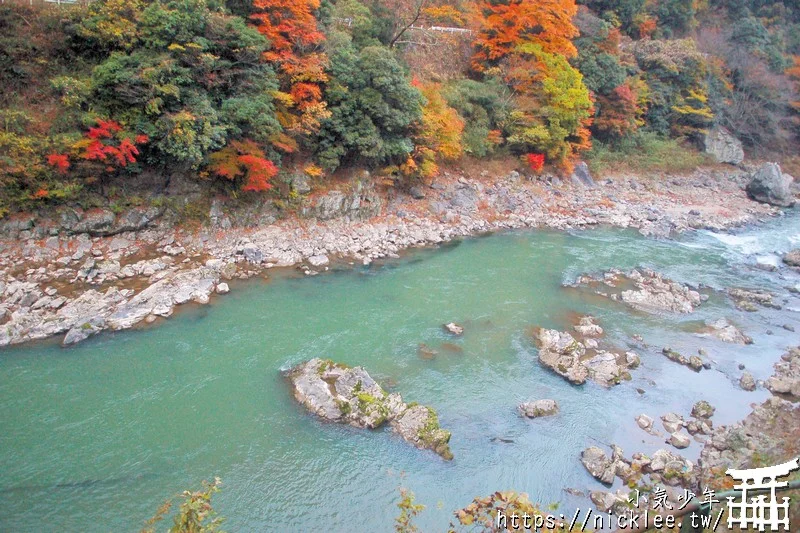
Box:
(584, 130, 713, 175)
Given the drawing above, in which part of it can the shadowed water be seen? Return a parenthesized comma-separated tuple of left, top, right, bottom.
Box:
(1, 213, 799, 532)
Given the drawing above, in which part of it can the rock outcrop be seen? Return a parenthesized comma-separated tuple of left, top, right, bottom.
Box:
(581, 446, 617, 485)
(287, 358, 453, 459)
(703, 126, 744, 165)
(727, 288, 781, 312)
(571, 269, 703, 314)
(698, 397, 800, 489)
(765, 347, 800, 400)
(533, 323, 639, 387)
(745, 163, 796, 207)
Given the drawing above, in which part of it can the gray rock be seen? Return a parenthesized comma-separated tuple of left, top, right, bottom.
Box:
(519, 399, 559, 418)
(443, 322, 464, 335)
(691, 400, 716, 419)
(573, 315, 603, 337)
(535, 328, 588, 385)
(570, 162, 595, 188)
(242, 244, 263, 264)
(409, 186, 426, 200)
(702, 318, 753, 345)
(307, 254, 329, 267)
(636, 414, 654, 431)
(63, 316, 105, 346)
(765, 347, 800, 400)
(704, 126, 744, 165)
(216, 282, 229, 294)
(783, 249, 800, 267)
(669, 431, 691, 449)
(290, 173, 311, 195)
(740, 371, 756, 391)
(746, 163, 795, 207)
(661, 412, 685, 434)
(581, 446, 615, 485)
(287, 358, 453, 459)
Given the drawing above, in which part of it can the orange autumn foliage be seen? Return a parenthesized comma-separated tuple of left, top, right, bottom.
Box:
(208, 140, 278, 192)
(251, 0, 329, 135)
(471, 0, 579, 73)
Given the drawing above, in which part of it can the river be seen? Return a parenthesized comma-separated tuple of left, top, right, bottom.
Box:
(1, 213, 798, 532)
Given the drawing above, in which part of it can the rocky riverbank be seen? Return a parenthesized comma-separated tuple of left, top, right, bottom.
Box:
(0, 163, 794, 348)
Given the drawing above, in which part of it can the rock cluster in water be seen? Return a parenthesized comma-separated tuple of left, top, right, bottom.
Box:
(569, 268, 705, 314)
(728, 287, 781, 312)
(532, 316, 640, 387)
(287, 358, 453, 460)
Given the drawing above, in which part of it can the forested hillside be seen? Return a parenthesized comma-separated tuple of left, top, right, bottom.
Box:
(1, 0, 798, 213)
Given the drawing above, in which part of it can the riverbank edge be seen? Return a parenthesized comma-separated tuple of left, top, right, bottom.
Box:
(0, 163, 792, 349)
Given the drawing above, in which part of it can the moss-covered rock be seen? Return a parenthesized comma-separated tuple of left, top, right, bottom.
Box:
(287, 358, 453, 459)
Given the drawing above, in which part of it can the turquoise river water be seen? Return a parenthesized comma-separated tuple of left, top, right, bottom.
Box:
(1, 213, 799, 532)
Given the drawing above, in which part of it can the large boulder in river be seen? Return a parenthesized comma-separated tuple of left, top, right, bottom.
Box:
(534, 329, 588, 385)
(287, 358, 453, 459)
(703, 126, 744, 165)
(519, 399, 559, 418)
(581, 446, 616, 485)
(746, 163, 795, 207)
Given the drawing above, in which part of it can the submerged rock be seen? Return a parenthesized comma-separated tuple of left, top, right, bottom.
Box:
(443, 322, 464, 336)
(745, 162, 795, 207)
(573, 315, 603, 337)
(287, 358, 453, 459)
(701, 318, 753, 345)
(662, 347, 706, 372)
(519, 399, 559, 418)
(728, 288, 781, 311)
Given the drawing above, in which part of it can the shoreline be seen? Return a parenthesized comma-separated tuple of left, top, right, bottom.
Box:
(0, 164, 790, 349)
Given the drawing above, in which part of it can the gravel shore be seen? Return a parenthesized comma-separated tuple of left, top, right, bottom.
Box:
(0, 165, 787, 348)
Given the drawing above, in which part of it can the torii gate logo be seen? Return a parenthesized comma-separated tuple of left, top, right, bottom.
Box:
(726, 457, 799, 531)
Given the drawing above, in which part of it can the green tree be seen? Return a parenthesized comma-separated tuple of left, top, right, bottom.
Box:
(313, 31, 423, 171)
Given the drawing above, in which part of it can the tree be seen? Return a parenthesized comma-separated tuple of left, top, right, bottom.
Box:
(504, 44, 594, 167)
(313, 32, 423, 171)
(406, 80, 465, 179)
(85, 0, 282, 171)
(471, 0, 579, 73)
(208, 139, 279, 192)
(250, 0, 330, 137)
